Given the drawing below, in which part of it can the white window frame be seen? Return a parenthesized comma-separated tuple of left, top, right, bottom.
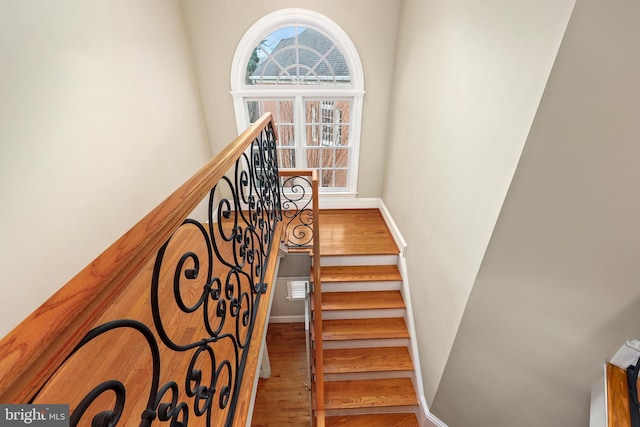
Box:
(230, 9, 364, 196)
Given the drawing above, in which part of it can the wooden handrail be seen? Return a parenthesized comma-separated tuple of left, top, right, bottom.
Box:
(279, 170, 308, 177)
(607, 363, 632, 427)
(0, 113, 276, 405)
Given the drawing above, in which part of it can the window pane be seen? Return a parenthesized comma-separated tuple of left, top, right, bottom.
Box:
(306, 148, 320, 168)
(247, 99, 296, 168)
(321, 170, 333, 188)
(278, 149, 295, 169)
(336, 100, 351, 123)
(335, 148, 349, 168)
(305, 125, 319, 147)
(304, 99, 350, 148)
(321, 149, 334, 167)
(247, 100, 261, 122)
(337, 125, 349, 146)
(247, 99, 294, 124)
(305, 101, 320, 146)
(279, 124, 295, 147)
(246, 27, 350, 86)
(306, 100, 320, 122)
(300, 98, 352, 189)
(246, 98, 353, 187)
(334, 169, 347, 188)
(278, 100, 294, 123)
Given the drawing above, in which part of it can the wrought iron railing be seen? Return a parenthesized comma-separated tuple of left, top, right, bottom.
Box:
(280, 172, 315, 249)
(628, 362, 640, 426)
(0, 114, 283, 427)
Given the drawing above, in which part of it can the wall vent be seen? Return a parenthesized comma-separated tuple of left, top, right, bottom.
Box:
(286, 280, 308, 301)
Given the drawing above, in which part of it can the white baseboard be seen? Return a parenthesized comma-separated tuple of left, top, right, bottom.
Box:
(421, 395, 448, 427)
(375, 207, 446, 427)
(398, 256, 431, 427)
(319, 196, 381, 210)
(269, 315, 305, 323)
(379, 199, 408, 258)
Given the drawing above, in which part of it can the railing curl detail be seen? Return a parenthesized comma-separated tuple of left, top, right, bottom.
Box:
(280, 175, 314, 248)
(55, 121, 281, 426)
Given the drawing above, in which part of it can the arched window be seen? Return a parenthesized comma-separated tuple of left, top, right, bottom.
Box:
(231, 9, 364, 194)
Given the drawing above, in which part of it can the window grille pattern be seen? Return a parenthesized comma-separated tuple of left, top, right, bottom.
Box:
(246, 27, 350, 86)
(233, 10, 363, 194)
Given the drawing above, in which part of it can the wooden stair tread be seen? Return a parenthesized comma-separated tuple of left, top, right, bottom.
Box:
(324, 378, 417, 409)
(325, 413, 419, 427)
(322, 291, 405, 311)
(318, 265, 402, 283)
(318, 209, 400, 257)
(322, 318, 409, 341)
(324, 346, 413, 374)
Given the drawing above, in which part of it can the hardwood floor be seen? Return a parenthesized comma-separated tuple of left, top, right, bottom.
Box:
(324, 378, 418, 410)
(322, 290, 405, 311)
(323, 346, 413, 375)
(322, 318, 410, 341)
(318, 209, 399, 256)
(251, 323, 311, 427)
(318, 265, 402, 283)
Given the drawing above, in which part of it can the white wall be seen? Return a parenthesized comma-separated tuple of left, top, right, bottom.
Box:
(179, 0, 402, 198)
(433, 0, 640, 424)
(270, 253, 311, 320)
(0, 0, 212, 338)
(382, 0, 575, 405)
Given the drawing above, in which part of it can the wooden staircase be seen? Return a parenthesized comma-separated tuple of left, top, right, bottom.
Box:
(309, 210, 421, 426)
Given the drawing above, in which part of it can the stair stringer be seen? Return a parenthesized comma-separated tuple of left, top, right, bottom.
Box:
(320, 254, 399, 267)
(378, 200, 449, 427)
(397, 254, 433, 427)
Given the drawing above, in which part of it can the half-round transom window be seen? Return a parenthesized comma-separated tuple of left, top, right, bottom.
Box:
(246, 27, 350, 86)
(232, 9, 364, 194)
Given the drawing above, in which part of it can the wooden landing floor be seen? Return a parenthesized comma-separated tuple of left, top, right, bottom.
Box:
(251, 323, 310, 427)
(318, 209, 399, 257)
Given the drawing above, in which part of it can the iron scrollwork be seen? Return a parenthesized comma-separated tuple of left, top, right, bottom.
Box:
(628, 361, 640, 427)
(55, 122, 281, 426)
(280, 175, 314, 248)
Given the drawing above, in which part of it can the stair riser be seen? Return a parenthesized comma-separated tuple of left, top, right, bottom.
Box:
(324, 406, 419, 418)
(321, 281, 402, 293)
(322, 308, 406, 320)
(322, 338, 410, 349)
(324, 371, 413, 382)
(320, 254, 399, 266)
